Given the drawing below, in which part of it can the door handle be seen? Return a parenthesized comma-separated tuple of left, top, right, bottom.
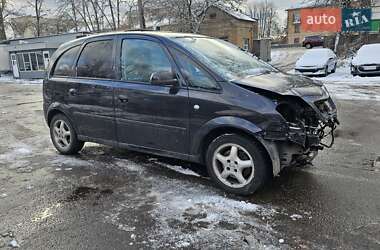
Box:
(68, 88, 77, 96)
(118, 95, 129, 103)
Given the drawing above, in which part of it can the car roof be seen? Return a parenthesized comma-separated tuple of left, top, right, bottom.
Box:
(59, 31, 208, 51)
(360, 43, 380, 50)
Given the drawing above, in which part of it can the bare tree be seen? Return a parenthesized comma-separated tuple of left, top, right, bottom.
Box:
(26, 0, 45, 37)
(247, 0, 279, 38)
(137, 0, 145, 29)
(0, 0, 7, 40)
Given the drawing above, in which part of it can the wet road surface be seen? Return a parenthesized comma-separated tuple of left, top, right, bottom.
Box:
(0, 82, 379, 249)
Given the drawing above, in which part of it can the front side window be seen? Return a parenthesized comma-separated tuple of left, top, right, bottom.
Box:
(53, 46, 80, 77)
(171, 37, 277, 81)
(77, 40, 114, 79)
(173, 50, 218, 90)
(121, 39, 172, 83)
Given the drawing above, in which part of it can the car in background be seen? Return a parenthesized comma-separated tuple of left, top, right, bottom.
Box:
(351, 44, 380, 76)
(295, 48, 337, 77)
(302, 36, 324, 49)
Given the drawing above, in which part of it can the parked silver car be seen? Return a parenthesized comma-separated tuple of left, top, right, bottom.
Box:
(295, 48, 337, 77)
(351, 44, 380, 76)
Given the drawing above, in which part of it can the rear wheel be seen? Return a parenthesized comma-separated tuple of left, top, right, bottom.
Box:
(50, 114, 84, 155)
(206, 134, 270, 196)
(305, 43, 312, 49)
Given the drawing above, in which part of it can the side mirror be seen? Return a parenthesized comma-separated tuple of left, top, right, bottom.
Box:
(150, 71, 178, 86)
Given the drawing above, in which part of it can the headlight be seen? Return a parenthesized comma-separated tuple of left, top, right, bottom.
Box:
(321, 85, 330, 96)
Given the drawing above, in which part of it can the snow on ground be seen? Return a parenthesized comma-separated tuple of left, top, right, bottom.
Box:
(148, 177, 278, 249)
(104, 157, 280, 249)
(312, 65, 380, 101)
(0, 74, 43, 84)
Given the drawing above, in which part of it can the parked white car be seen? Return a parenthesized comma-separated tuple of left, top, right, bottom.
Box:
(351, 44, 380, 76)
(295, 48, 337, 77)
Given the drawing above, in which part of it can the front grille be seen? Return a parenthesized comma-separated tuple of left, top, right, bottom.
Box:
(297, 68, 319, 73)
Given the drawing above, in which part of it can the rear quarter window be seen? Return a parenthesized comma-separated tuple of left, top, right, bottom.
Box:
(77, 40, 114, 79)
(52, 46, 80, 77)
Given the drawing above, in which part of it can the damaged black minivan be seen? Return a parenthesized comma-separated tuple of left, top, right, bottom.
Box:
(43, 32, 339, 195)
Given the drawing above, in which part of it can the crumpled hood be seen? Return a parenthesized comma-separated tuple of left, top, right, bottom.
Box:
(233, 72, 326, 97)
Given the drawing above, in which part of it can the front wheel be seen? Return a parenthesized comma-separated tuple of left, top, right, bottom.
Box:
(50, 114, 84, 155)
(206, 134, 270, 196)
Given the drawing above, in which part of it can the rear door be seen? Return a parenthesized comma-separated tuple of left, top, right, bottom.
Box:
(114, 36, 189, 154)
(72, 38, 117, 144)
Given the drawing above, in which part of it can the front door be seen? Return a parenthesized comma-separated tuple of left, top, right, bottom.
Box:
(114, 37, 189, 154)
(10, 54, 20, 78)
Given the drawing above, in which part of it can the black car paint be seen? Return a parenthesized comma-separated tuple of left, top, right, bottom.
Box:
(43, 32, 338, 175)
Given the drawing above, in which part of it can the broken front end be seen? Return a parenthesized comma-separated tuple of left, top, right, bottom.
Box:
(262, 87, 339, 168)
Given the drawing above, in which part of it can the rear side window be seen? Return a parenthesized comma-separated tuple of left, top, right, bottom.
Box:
(77, 40, 114, 79)
(53, 46, 80, 77)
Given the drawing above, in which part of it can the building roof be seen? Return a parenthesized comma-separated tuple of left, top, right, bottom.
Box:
(286, 0, 335, 11)
(214, 4, 257, 22)
(0, 31, 91, 44)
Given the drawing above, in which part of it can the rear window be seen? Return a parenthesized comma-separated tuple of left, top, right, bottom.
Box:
(53, 46, 80, 77)
(77, 40, 114, 79)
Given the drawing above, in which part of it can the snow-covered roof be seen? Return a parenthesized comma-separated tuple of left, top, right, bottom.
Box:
(287, 0, 334, 11)
(214, 4, 257, 22)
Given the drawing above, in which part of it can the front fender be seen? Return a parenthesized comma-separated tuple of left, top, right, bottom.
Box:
(191, 116, 281, 176)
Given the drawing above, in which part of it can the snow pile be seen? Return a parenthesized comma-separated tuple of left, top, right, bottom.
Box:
(0, 143, 33, 162)
(0, 75, 43, 84)
(51, 155, 93, 168)
(148, 158, 201, 177)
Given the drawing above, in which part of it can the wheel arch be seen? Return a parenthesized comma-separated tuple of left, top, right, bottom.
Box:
(46, 103, 76, 130)
(193, 117, 281, 176)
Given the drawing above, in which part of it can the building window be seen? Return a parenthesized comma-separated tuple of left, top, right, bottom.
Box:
(243, 38, 249, 51)
(294, 38, 300, 44)
(294, 24, 300, 33)
(293, 11, 300, 24)
(16, 51, 46, 72)
(209, 13, 216, 19)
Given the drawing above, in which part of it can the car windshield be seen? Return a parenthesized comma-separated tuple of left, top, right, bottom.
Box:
(171, 37, 277, 81)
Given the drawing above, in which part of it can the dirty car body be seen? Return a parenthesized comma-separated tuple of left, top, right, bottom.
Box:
(43, 32, 339, 195)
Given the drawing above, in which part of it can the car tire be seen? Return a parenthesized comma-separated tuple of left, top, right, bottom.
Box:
(305, 43, 312, 49)
(332, 64, 337, 73)
(205, 134, 270, 196)
(50, 114, 84, 155)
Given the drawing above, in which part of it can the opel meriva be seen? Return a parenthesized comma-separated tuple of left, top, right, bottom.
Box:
(43, 32, 339, 195)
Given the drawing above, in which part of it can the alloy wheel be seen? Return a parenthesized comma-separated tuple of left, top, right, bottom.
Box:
(212, 143, 255, 189)
(52, 119, 72, 150)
